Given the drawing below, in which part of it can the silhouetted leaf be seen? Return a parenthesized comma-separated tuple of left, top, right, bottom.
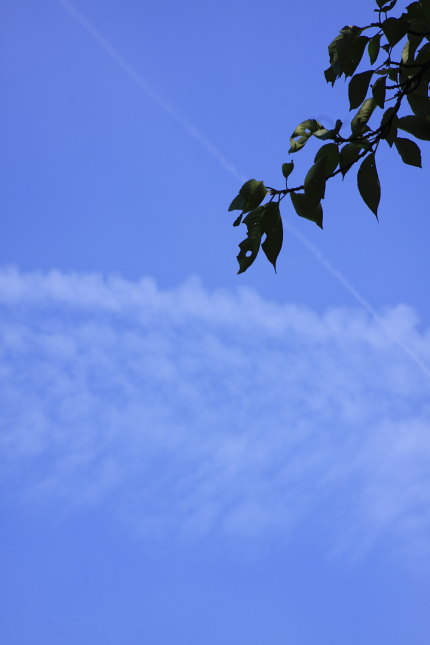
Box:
(282, 162, 294, 179)
(339, 143, 362, 177)
(324, 65, 337, 85)
(401, 33, 423, 64)
(261, 202, 283, 271)
(328, 26, 360, 75)
(368, 34, 381, 64)
(372, 75, 386, 108)
(314, 143, 340, 175)
(237, 207, 265, 274)
(357, 153, 380, 217)
(347, 36, 370, 77)
(290, 192, 323, 228)
(351, 97, 377, 134)
(238, 179, 267, 212)
(394, 137, 422, 166)
(381, 106, 399, 146)
(397, 115, 430, 140)
(376, 0, 398, 8)
(349, 70, 374, 109)
(304, 158, 327, 205)
(407, 93, 430, 118)
(228, 193, 246, 212)
(382, 16, 408, 46)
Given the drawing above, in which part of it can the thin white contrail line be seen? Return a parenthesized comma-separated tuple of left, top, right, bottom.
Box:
(285, 224, 430, 380)
(56, 0, 246, 183)
(57, 0, 430, 381)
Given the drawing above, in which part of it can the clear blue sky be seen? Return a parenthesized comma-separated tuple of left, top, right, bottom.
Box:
(1, 1, 430, 643)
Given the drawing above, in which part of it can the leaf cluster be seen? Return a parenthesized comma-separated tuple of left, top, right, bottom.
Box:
(228, 0, 430, 273)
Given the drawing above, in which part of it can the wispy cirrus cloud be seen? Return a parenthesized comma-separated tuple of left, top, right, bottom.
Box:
(0, 266, 429, 558)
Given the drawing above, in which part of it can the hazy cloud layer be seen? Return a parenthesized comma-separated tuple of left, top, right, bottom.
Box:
(1, 267, 429, 557)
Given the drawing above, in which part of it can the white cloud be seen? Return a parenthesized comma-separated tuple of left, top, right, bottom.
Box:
(0, 266, 430, 558)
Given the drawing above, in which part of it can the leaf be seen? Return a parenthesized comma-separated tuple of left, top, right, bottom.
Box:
(414, 42, 430, 66)
(348, 70, 374, 109)
(397, 115, 430, 140)
(304, 157, 327, 205)
(328, 26, 361, 74)
(368, 34, 381, 64)
(394, 137, 422, 166)
(382, 16, 408, 46)
(290, 192, 323, 228)
(372, 75, 386, 108)
(339, 143, 362, 177)
(238, 179, 267, 212)
(324, 65, 337, 85)
(381, 106, 399, 146)
(228, 194, 246, 212)
(233, 214, 243, 227)
(357, 153, 380, 218)
(345, 36, 370, 77)
(313, 128, 335, 140)
(236, 207, 265, 274)
(351, 98, 377, 134)
(401, 33, 423, 64)
(376, 0, 398, 8)
(407, 92, 430, 118)
(261, 202, 283, 271)
(314, 143, 340, 175)
(282, 162, 294, 179)
(289, 119, 323, 153)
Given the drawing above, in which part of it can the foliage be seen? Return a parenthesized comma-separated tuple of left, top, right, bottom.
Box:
(228, 0, 430, 273)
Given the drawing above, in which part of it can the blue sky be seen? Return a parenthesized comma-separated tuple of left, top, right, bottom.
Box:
(1, 1, 430, 643)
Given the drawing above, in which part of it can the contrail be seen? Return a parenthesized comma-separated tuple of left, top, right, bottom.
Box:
(56, 0, 430, 382)
(285, 223, 430, 380)
(56, 0, 246, 183)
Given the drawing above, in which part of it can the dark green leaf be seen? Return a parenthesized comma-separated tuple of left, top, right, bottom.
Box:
(382, 16, 408, 46)
(238, 179, 267, 212)
(368, 34, 381, 64)
(357, 153, 380, 218)
(339, 143, 362, 176)
(328, 26, 361, 74)
(228, 194, 246, 212)
(282, 162, 294, 179)
(351, 97, 377, 134)
(376, 0, 398, 8)
(394, 137, 422, 166)
(314, 143, 340, 175)
(372, 75, 386, 108)
(381, 106, 399, 146)
(334, 119, 343, 134)
(313, 128, 335, 140)
(290, 192, 323, 228)
(348, 70, 374, 109)
(289, 119, 323, 153)
(304, 158, 327, 205)
(345, 36, 370, 77)
(236, 207, 265, 274)
(414, 42, 430, 66)
(324, 65, 337, 85)
(401, 33, 423, 64)
(407, 92, 430, 118)
(397, 115, 430, 140)
(261, 202, 283, 271)
(233, 214, 243, 227)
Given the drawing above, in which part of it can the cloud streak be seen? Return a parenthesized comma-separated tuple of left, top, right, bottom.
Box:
(0, 267, 429, 559)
